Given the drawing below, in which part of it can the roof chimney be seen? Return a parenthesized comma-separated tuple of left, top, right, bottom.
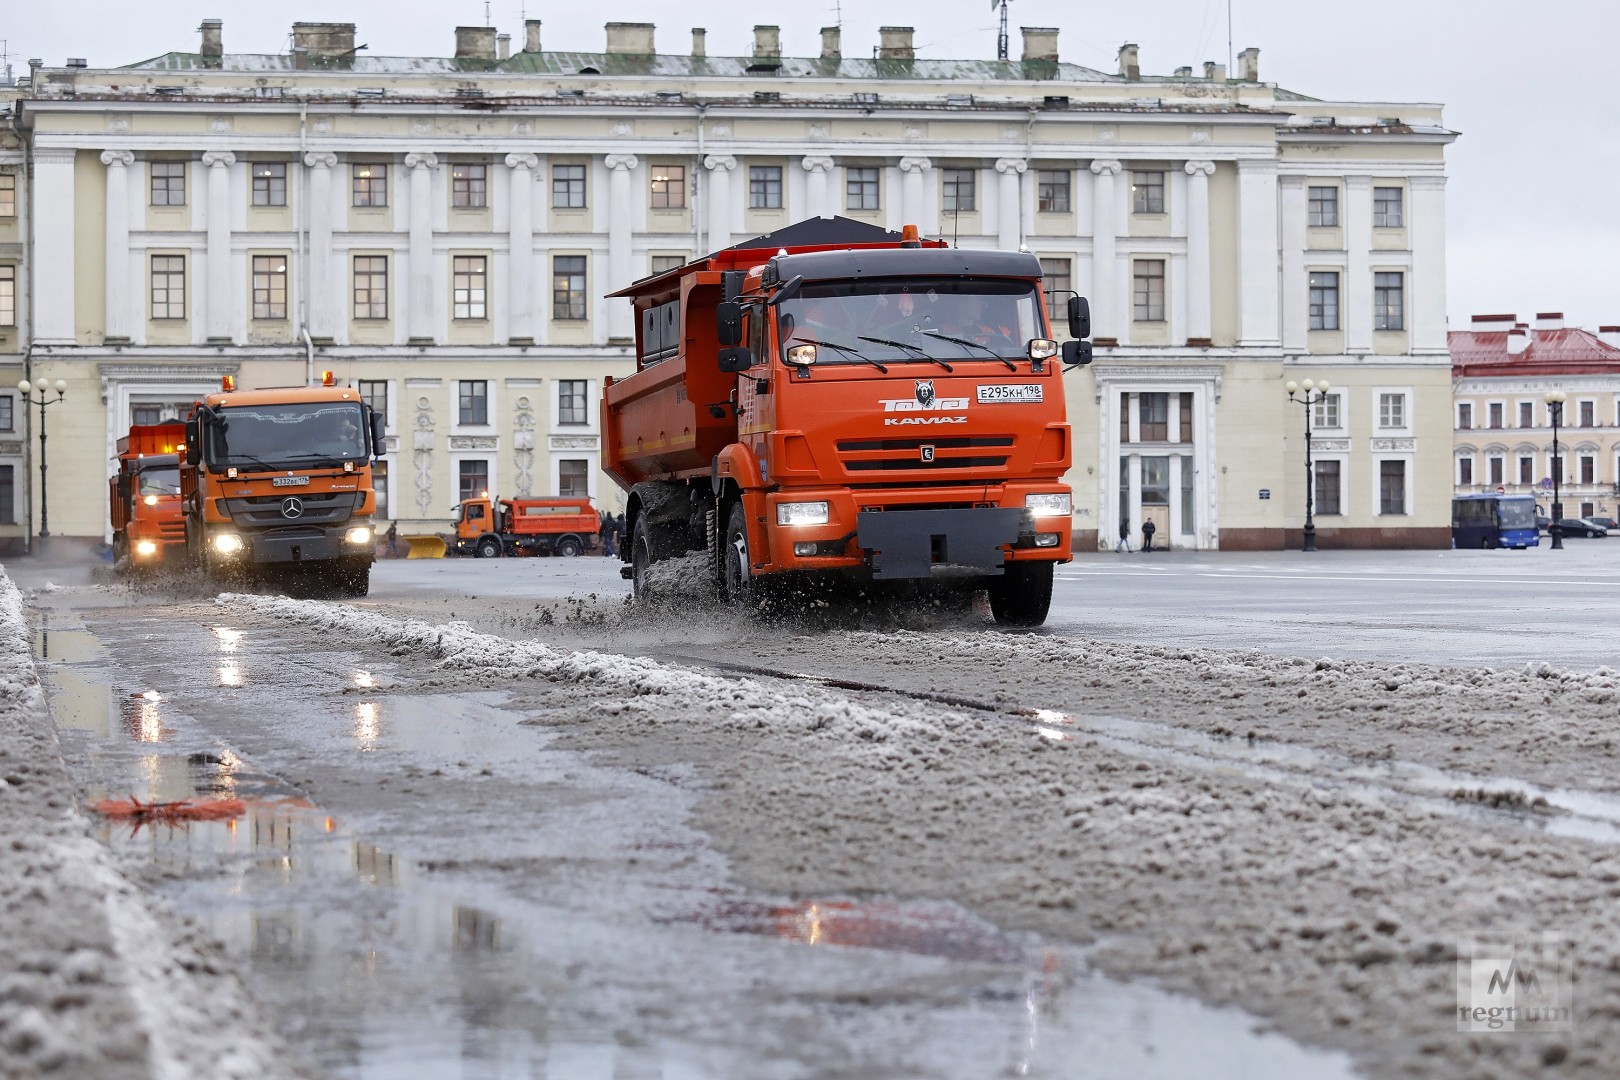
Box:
(497, 33, 510, 61)
(199, 19, 223, 60)
(1507, 326, 1530, 356)
(455, 26, 498, 60)
(878, 26, 915, 60)
(292, 22, 356, 60)
(1470, 314, 1516, 331)
(1533, 312, 1565, 331)
(1203, 60, 1226, 82)
(1173, 65, 1192, 77)
(523, 19, 541, 53)
(605, 22, 655, 56)
(1237, 47, 1259, 82)
(691, 28, 706, 58)
(1116, 42, 1139, 79)
(1021, 27, 1060, 63)
(753, 25, 781, 59)
(1598, 326, 1620, 349)
(821, 26, 842, 59)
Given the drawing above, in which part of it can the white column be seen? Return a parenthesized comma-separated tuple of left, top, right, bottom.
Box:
(1279, 175, 1307, 352)
(898, 156, 931, 229)
(201, 151, 236, 341)
(1089, 159, 1122, 340)
(1183, 159, 1215, 344)
(100, 151, 134, 341)
(505, 153, 538, 343)
(994, 157, 1026, 251)
(1344, 174, 1373, 353)
(32, 148, 77, 344)
(1409, 175, 1448, 354)
(605, 154, 638, 342)
(303, 152, 337, 338)
(1236, 158, 1280, 348)
(703, 154, 737, 254)
(801, 156, 833, 218)
(405, 152, 437, 343)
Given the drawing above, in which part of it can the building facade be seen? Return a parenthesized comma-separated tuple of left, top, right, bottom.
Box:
(1451, 314, 1620, 522)
(3, 18, 1456, 552)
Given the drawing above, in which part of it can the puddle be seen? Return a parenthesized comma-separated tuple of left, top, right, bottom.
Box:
(685, 896, 1028, 964)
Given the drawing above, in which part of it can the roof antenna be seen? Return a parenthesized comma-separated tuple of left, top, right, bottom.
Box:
(1227, 0, 1234, 77)
(995, 0, 1013, 62)
(485, 0, 492, 27)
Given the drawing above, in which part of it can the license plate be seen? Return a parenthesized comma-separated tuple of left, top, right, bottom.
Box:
(272, 476, 311, 487)
(977, 384, 1043, 404)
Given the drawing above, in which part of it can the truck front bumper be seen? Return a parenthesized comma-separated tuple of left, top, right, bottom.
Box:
(210, 523, 375, 566)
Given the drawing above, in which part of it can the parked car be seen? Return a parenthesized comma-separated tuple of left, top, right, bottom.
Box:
(1578, 517, 1620, 536)
(1536, 515, 1552, 533)
(1554, 518, 1609, 538)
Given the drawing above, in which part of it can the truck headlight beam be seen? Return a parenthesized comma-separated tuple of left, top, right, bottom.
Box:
(345, 526, 374, 545)
(212, 533, 244, 555)
(134, 540, 158, 557)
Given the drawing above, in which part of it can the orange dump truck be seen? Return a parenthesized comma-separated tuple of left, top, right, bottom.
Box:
(181, 374, 383, 596)
(602, 217, 1094, 626)
(109, 421, 186, 568)
(449, 495, 598, 558)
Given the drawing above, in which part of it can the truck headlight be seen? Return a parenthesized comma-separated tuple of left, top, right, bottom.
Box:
(143, 495, 159, 506)
(135, 540, 159, 557)
(1025, 493, 1072, 518)
(345, 526, 373, 545)
(777, 501, 830, 526)
(212, 533, 244, 554)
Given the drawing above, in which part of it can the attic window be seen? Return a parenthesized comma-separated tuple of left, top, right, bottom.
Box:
(656, 91, 683, 101)
(852, 92, 879, 104)
(255, 86, 284, 98)
(1309, 116, 1335, 126)
(355, 87, 385, 98)
(577, 66, 600, 75)
(454, 87, 485, 99)
(556, 88, 584, 98)
(753, 90, 781, 102)
(944, 94, 973, 107)
(1041, 95, 1069, 109)
(155, 86, 185, 95)
(745, 61, 781, 74)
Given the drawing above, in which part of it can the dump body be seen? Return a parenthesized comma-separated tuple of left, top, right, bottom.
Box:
(109, 421, 186, 566)
(450, 496, 597, 557)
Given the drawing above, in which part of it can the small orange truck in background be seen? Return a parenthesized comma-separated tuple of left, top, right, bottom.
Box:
(109, 420, 187, 569)
(181, 374, 382, 596)
(450, 495, 597, 558)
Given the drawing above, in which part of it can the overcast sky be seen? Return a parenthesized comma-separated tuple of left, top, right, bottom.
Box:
(7, 0, 1617, 330)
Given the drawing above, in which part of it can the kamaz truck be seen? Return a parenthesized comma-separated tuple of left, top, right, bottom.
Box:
(180, 373, 383, 596)
(109, 421, 187, 569)
(601, 218, 1093, 626)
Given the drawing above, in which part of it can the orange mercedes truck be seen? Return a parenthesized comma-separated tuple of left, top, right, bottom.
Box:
(602, 218, 1093, 626)
(109, 421, 187, 569)
(180, 374, 382, 596)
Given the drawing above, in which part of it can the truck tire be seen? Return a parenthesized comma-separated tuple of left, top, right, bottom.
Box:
(476, 537, 502, 558)
(338, 560, 371, 598)
(722, 503, 755, 607)
(987, 561, 1054, 627)
(555, 536, 583, 558)
(630, 516, 657, 599)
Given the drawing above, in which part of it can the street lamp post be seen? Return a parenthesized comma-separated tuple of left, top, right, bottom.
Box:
(1285, 378, 1332, 553)
(17, 379, 68, 540)
(1545, 389, 1566, 550)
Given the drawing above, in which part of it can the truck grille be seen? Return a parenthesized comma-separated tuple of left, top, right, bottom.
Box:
(157, 520, 185, 539)
(221, 491, 361, 526)
(837, 436, 1013, 473)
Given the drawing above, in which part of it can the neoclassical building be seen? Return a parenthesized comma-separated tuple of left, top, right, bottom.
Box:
(1, 18, 1455, 551)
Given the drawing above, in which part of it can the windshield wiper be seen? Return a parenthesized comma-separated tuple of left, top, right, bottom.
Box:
(789, 336, 889, 373)
(217, 454, 281, 473)
(857, 335, 954, 372)
(925, 331, 1017, 371)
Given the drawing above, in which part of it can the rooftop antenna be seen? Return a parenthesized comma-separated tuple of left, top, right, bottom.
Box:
(1227, 0, 1234, 76)
(484, 0, 492, 28)
(994, 0, 1013, 61)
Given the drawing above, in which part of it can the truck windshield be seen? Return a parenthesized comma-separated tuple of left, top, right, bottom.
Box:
(207, 402, 368, 469)
(777, 280, 1045, 365)
(137, 466, 180, 496)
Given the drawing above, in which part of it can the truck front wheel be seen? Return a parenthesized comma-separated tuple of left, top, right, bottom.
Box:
(476, 537, 502, 558)
(987, 561, 1054, 627)
(722, 503, 755, 607)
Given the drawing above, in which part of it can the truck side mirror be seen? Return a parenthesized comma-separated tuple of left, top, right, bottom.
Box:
(370, 411, 386, 460)
(718, 347, 754, 373)
(1061, 340, 1094, 368)
(1067, 295, 1091, 340)
(767, 275, 802, 307)
(184, 418, 201, 466)
(716, 301, 743, 347)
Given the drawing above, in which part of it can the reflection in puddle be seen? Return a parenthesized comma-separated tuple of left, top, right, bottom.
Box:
(689, 897, 1026, 964)
(120, 691, 170, 743)
(214, 627, 243, 652)
(353, 702, 381, 751)
(218, 659, 244, 687)
(354, 670, 376, 689)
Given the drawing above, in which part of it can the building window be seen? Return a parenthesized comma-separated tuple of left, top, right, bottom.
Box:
(1308, 271, 1340, 331)
(1379, 460, 1406, 515)
(352, 163, 388, 207)
(552, 256, 587, 321)
(151, 161, 186, 206)
(1488, 456, 1504, 486)
(651, 254, 686, 275)
(1374, 272, 1405, 331)
(251, 162, 287, 207)
(749, 165, 783, 209)
(451, 163, 487, 209)
(353, 256, 388, 319)
(1138, 393, 1169, 441)
(1131, 171, 1165, 214)
(558, 459, 589, 498)
(846, 167, 880, 211)
(558, 380, 589, 426)
(1132, 260, 1165, 322)
(1313, 392, 1341, 429)
(1037, 170, 1070, 213)
(1518, 455, 1533, 485)
(1040, 258, 1071, 323)
(452, 256, 488, 320)
(942, 168, 976, 212)
(1580, 455, 1595, 484)
(1457, 402, 1472, 430)
(458, 460, 489, 501)
(251, 256, 287, 320)
(1307, 185, 1338, 227)
(0, 395, 11, 431)
(1373, 186, 1404, 227)
(458, 380, 488, 426)
(552, 164, 586, 208)
(373, 459, 389, 520)
(1458, 456, 1474, 486)
(1315, 460, 1341, 515)
(0, 465, 12, 524)
(359, 380, 388, 429)
(150, 255, 186, 319)
(1579, 400, 1595, 427)
(0, 265, 13, 327)
(650, 165, 686, 209)
(1378, 392, 1406, 429)
(1489, 402, 1504, 429)
(1518, 401, 1534, 428)
(0, 173, 14, 217)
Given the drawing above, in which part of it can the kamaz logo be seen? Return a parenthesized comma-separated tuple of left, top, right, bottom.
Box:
(1487, 959, 1542, 995)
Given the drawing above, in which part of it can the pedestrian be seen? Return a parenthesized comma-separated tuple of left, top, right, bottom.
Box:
(599, 511, 615, 557)
(1115, 518, 1131, 554)
(613, 515, 627, 557)
(1141, 519, 1157, 553)
(385, 520, 400, 557)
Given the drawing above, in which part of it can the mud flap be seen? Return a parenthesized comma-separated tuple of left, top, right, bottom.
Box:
(857, 507, 1024, 580)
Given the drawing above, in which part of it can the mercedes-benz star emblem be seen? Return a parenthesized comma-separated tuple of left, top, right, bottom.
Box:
(281, 496, 305, 519)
